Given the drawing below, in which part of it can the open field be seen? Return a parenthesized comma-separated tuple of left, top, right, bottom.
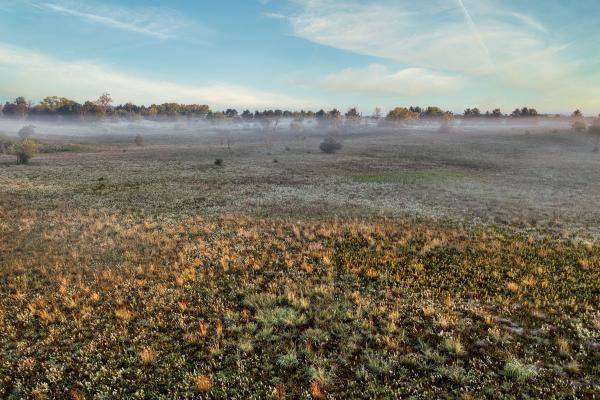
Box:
(1, 127, 599, 398)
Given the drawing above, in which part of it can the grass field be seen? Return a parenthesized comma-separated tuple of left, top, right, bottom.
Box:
(0, 126, 599, 398)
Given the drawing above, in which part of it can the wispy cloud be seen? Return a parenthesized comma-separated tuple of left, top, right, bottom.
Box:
(323, 64, 463, 96)
(39, 1, 199, 40)
(281, 0, 600, 110)
(262, 12, 286, 20)
(286, 1, 576, 80)
(0, 43, 311, 109)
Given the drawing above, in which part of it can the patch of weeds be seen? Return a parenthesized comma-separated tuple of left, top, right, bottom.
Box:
(503, 359, 537, 382)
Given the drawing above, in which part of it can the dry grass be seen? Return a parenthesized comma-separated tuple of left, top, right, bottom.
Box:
(0, 132, 599, 398)
(0, 207, 597, 398)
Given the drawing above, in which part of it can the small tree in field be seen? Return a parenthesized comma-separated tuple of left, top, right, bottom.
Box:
(134, 134, 144, 147)
(11, 139, 38, 164)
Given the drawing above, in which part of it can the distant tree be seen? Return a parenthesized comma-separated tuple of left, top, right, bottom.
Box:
(2, 97, 30, 119)
(386, 107, 420, 123)
(209, 111, 226, 123)
(315, 109, 326, 119)
(571, 109, 586, 132)
(327, 109, 341, 120)
(491, 108, 503, 118)
(224, 109, 238, 118)
(520, 107, 537, 117)
(15, 97, 29, 119)
(96, 93, 113, 115)
(258, 111, 281, 151)
(423, 106, 444, 119)
(81, 101, 102, 119)
(345, 107, 360, 124)
(463, 108, 481, 118)
(32, 96, 81, 118)
(439, 112, 454, 132)
(373, 107, 382, 120)
(11, 139, 38, 164)
(134, 134, 144, 147)
(241, 110, 253, 119)
(18, 125, 35, 139)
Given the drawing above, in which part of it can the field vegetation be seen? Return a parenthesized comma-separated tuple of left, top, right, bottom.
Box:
(1, 207, 598, 398)
(0, 101, 599, 398)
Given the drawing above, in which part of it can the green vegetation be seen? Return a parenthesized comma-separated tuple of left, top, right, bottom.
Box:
(10, 139, 38, 164)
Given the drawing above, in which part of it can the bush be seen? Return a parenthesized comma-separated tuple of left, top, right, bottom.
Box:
(134, 134, 144, 147)
(214, 158, 223, 166)
(572, 120, 587, 133)
(0, 133, 13, 154)
(319, 137, 343, 154)
(18, 125, 35, 139)
(11, 139, 38, 164)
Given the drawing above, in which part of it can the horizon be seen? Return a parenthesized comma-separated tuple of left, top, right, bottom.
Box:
(1, 1, 600, 114)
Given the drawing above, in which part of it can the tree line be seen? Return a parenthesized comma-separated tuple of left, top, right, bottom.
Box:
(3, 94, 596, 123)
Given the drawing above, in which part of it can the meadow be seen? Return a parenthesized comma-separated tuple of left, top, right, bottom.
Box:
(0, 125, 599, 398)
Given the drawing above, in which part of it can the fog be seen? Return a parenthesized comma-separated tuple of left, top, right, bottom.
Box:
(0, 116, 575, 141)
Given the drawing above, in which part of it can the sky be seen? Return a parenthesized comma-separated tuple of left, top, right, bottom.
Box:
(0, 0, 599, 114)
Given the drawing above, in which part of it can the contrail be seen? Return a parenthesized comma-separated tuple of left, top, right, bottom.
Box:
(456, 0, 494, 69)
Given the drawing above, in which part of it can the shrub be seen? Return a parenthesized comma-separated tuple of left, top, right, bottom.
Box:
(134, 134, 144, 147)
(18, 125, 35, 139)
(571, 120, 587, 133)
(214, 158, 223, 166)
(11, 139, 38, 164)
(0, 133, 13, 154)
(319, 137, 342, 154)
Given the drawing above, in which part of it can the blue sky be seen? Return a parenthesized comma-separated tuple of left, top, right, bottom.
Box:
(1, 0, 599, 114)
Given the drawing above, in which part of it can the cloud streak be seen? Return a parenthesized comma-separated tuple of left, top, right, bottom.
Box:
(0, 43, 311, 109)
(456, 0, 493, 69)
(287, 0, 560, 76)
(281, 0, 600, 111)
(323, 64, 463, 96)
(40, 1, 198, 40)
